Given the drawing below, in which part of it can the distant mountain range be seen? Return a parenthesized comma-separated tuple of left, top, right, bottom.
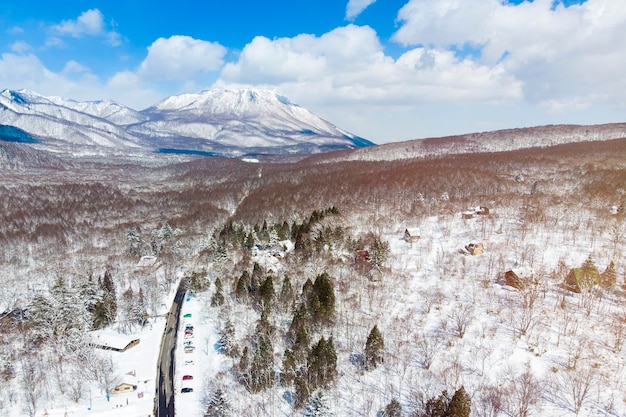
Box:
(0, 88, 374, 159)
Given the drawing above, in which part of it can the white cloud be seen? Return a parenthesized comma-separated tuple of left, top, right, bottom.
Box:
(392, 0, 626, 109)
(54, 9, 106, 37)
(10, 41, 31, 54)
(63, 60, 89, 74)
(52, 9, 121, 46)
(345, 0, 378, 20)
(0, 53, 70, 91)
(220, 25, 521, 105)
(138, 36, 227, 82)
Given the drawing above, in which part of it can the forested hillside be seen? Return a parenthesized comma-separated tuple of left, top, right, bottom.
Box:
(0, 138, 625, 416)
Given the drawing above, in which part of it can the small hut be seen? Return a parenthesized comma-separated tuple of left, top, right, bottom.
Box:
(565, 266, 600, 293)
(404, 228, 421, 242)
(465, 242, 484, 256)
(504, 267, 535, 290)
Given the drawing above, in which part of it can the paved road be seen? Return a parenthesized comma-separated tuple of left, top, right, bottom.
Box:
(154, 280, 187, 417)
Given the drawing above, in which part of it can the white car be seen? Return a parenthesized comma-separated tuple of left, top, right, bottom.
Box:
(184, 360, 195, 366)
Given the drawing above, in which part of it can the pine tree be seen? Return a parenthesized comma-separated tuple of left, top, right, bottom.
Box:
(382, 398, 402, 417)
(135, 287, 148, 326)
(304, 391, 335, 417)
(309, 273, 335, 323)
(287, 303, 311, 345)
(250, 262, 263, 293)
(258, 275, 275, 313)
(249, 334, 274, 392)
(93, 270, 117, 327)
(280, 275, 295, 310)
(294, 372, 311, 409)
(307, 336, 337, 389)
(211, 277, 225, 306)
(365, 324, 384, 370)
(424, 390, 450, 417)
(238, 346, 250, 388)
(235, 271, 250, 302)
(217, 320, 239, 357)
(447, 386, 471, 417)
(204, 388, 231, 417)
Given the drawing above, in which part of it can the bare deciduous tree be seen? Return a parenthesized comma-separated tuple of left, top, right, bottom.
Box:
(503, 368, 541, 417)
(415, 333, 442, 370)
(449, 304, 473, 338)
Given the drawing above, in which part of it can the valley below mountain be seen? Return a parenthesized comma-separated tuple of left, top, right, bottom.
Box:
(0, 118, 625, 416)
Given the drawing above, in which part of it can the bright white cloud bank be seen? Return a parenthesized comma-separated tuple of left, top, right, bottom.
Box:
(393, 0, 626, 112)
(139, 35, 227, 82)
(2, 1, 625, 142)
(52, 9, 121, 46)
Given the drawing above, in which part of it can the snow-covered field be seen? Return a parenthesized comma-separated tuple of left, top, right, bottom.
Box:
(147, 207, 625, 416)
(0, 172, 623, 416)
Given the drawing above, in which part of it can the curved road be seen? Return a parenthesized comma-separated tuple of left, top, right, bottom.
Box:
(154, 279, 187, 417)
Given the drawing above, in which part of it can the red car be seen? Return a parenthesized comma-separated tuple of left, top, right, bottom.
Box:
(182, 375, 193, 381)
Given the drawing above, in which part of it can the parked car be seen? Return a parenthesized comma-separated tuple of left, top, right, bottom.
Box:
(182, 375, 193, 381)
(184, 340, 193, 346)
(181, 387, 193, 393)
(183, 313, 192, 318)
(185, 325, 194, 331)
(184, 346, 195, 353)
(184, 360, 194, 366)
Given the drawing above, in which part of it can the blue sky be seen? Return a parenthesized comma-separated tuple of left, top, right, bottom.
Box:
(1, 0, 624, 143)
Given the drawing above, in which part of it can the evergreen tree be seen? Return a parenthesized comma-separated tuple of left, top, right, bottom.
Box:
(280, 275, 295, 310)
(307, 336, 337, 389)
(135, 287, 148, 326)
(281, 348, 297, 386)
(309, 273, 335, 323)
(294, 372, 311, 409)
(382, 398, 402, 417)
(370, 235, 391, 266)
(278, 221, 290, 241)
(304, 391, 335, 417)
(79, 274, 100, 314)
(235, 271, 251, 302)
(268, 227, 279, 247)
(238, 346, 250, 388)
(126, 227, 141, 257)
(422, 387, 471, 417)
(92, 270, 117, 329)
(189, 271, 210, 292)
(301, 278, 314, 301)
(250, 262, 263, 293)
(204, 388, 231, 417)
(424, 390, 450, 417)
(447, 386, 471, 417)
(211, 277, 225, 306)
(217, 320, 239, 357)
(365, 324, 385, 370)
(249, 334, 274, 392)
(258, 275, 274, 313)
(287, 303, 311, 344)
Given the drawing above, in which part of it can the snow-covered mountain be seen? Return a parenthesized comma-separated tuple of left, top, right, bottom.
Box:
(0, 88, 374, 158)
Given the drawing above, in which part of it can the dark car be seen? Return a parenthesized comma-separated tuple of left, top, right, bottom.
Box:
(181, 387, 193, 393)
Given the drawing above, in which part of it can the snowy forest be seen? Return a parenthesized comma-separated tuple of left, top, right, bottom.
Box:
(0, 137, 625, 416)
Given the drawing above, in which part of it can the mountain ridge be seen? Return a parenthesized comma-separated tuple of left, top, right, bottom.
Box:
(0, 88, 374, 158)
